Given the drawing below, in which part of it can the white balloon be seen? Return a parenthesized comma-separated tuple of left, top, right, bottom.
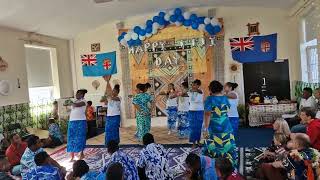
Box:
(175, 22, 182, 26)
(152, 28, 158, 35)
(152, 22, 160, 29)
(120, 39, 127, 46)
(198, 24, 205, 31)
(169, 9, 175, 15)
(131, 33, 138, 40)
(164, 14, 170, 21)
(204, 17, 211, 25)
(127, 30, 133, 36)
(124, 33, 131, 41)
(140, 24, 146, 30)
(183, 12, 191, 19)
(139, 36, 146, 41)
(211, 18, 218, 26)
(146, 33, 152, 38)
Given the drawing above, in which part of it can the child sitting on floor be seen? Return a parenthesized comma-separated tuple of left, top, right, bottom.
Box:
(215, 157, 245, 180)
(42, 118, 64, 148)
(67, 160, 98, 180)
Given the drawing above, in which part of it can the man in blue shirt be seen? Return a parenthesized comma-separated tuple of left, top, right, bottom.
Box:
(185, 153, 217, 180)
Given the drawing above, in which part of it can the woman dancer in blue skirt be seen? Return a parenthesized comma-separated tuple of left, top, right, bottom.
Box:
(67, 89, 88, 161)
(224, 82, 239, 139)
(177, 81, 190, 138)
(104, 76, 121, 145)
(161, 83, 178, 135)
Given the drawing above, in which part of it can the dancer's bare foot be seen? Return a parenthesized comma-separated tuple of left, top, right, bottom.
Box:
(70, 153, 75, 162)
(192, 143, 197, 149)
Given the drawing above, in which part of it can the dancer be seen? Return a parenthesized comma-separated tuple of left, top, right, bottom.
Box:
(67, 89, 88, 161)
(104, 76, 121, 145)
(133, 84, 153, 141)
(177, 81, 190, 138)
(203, 81, 237, 166)
(188, 79, 204, 147)
(160, 83, 178, 134)
(224, 82, 239, 138)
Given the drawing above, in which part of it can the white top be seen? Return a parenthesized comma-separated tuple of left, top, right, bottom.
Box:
(188, 92, 204, 111)
(300, 96, 317, 109)
(227, 91, 239, 117)
(69, 99, 87, 121)
(166, 97, 178, 107)
(107, 97, 121, 116)
(178, 96, 190, 112)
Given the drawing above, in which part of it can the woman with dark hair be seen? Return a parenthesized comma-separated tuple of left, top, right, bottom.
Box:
(203, 81, 237, 166)
(72, 160, 98, 179)
(133, 84, 154, 141)
(160, 83, 178, 135)
(224, 82, 239, 138)
(67, 89, 88, 161)
(104, 76, 121, 145)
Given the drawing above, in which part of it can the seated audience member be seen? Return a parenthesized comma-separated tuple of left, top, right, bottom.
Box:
(273, 118, 291, 137)
(287, 88, 316, 129)
(291, 107, 317, 133)
(5, 133, 27, 176)
(314, 88, 320, 118)
(215, 157, 244, 180)
(137, 133, 173, 180)
(26, 152, 62, 179)
(20, 135, 65, 179)
(107, 162, 124, 180)
(97, 140, 139, 180)
(300, 88, 317, 109)
(0, 156, 14, 180)
(69, 160, 98, 180)
(257, 133, 319, 180)
(185, 153, 217, 180)
(86, 101, 96, 138)
(52, 100, 59, 120)
(42, 118, 64, 148)
(301, 108, 320, 150)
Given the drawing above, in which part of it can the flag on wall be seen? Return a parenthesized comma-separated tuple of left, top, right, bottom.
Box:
(230, 33, 277, 63)
(81, 51, 117, 76)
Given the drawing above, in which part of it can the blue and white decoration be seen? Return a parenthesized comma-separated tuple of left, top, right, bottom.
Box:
(118, 8, 222, 47)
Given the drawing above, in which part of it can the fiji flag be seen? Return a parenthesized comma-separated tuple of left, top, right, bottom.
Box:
(81, 51, 117, 77)
(230, 34, 277, 63)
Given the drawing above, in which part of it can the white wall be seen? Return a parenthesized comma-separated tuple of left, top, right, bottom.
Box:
(0, 27, 73, 106)
(72, 7, 301, 126)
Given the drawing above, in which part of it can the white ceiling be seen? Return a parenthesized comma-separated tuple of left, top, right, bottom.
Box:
(0, 0, 298, 39)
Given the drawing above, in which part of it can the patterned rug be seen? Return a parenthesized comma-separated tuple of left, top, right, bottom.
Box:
(50, 144, 264, 179)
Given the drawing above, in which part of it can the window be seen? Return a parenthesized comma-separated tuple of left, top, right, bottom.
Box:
(306, 45, 319, 83)
(28, 86, 54, 104)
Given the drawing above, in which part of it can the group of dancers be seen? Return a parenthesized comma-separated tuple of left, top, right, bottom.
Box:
(66, 75, 240, 165)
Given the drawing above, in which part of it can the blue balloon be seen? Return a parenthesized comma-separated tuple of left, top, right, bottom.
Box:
(128, 39, 134, 46)
(135, 39, 142, 46)
(191, 22, 199, 30)
(213, 25, 222, 34)
(205, 24, 214, 34)
(183, 19, 191, 26)
(174, 8, 182, 15)
(139, 29, 146, 36)
(197, 17, 205, 24)
(153, 16, 160, 23)
(177, 15, 184, 22)
(159, 11, 165, 17)
(146, 27, 152, 33)
(170, 15, 177, 22)
(120, 32, 127, 37)
(164, 21, 170, 26)
(146, 20, 153, 27)
(190, 14, 197, 21)
(133, 26, 141, 34)
(158, 18, 165, 25)
(117, 35, 123, 42)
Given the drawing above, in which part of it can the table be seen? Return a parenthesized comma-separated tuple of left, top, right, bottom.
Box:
(248, 103, 297, 127)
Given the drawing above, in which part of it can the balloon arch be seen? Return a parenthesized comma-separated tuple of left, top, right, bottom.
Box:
(118, 8, 222, 47)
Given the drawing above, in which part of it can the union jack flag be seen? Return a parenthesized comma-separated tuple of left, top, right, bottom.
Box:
(81, 54, 97, 66)
(230, 37, 254, 52)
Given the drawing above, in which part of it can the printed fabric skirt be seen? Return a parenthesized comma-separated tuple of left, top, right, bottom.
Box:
(202, 127, 238, 166)
(105, 115, 121, 145)
(67, 120, 87, 153)
(189, 111, 204, 143)
(136, 112, 151, 140)
(167, 106, 178, 130)
(177, 111, 190, 138)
